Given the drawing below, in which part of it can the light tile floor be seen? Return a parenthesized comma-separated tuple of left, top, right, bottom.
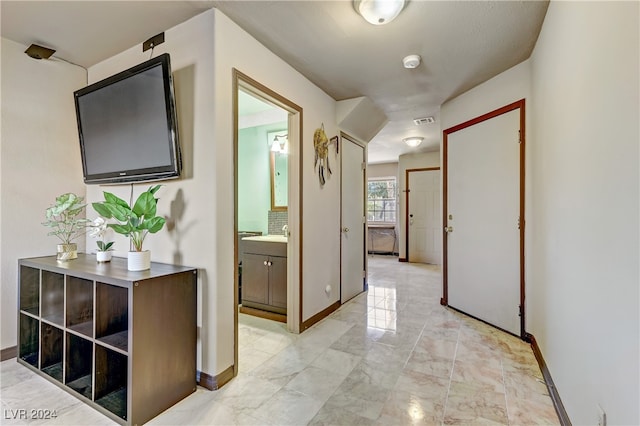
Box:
(1, 256, 559, 425)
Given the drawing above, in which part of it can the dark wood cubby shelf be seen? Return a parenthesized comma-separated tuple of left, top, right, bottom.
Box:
(17, 254, 197, 426)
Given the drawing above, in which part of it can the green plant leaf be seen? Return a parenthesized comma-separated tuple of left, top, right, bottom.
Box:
(104, 203, 131, 223)
(133, 191, 157, 218)
(149, 185, 162, 195)
(144, 216, 166, 233)
(92, 202, 112, 218)
(103, 191, 129, 208)
(110, 223, 132, 236)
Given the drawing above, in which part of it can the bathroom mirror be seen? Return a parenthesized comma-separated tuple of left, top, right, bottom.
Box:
(268, 130, 288, 211)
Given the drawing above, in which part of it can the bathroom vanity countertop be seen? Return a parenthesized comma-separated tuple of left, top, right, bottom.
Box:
(242, 235, 288, 243)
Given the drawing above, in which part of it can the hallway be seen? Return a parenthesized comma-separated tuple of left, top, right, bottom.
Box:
(1, 256, 559, 425)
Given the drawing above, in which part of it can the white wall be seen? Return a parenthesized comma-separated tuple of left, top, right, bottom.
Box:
(441, 2, 639, 423)
(440, 59, 532, 316)
(212, 10, 340, 325)
(397, 152, 440, 260)
(84, 11, 217, 373)
(83, 8, 339, 378)
(0, 38, 87, 350)
(529, 2, 639, 424)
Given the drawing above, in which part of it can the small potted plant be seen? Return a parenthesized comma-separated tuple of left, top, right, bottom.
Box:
(42, 193, 90, 261)
(89, 217, 114, 262)
(92, 185, 166, 271)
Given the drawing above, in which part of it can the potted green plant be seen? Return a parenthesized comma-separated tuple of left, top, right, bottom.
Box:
(89, 217, 114, 262)
(92, 185, 166, 271)
(42, 193, 90, 261)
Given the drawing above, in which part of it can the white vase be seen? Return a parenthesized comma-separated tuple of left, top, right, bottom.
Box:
(128, 250, 151, 271)
(96, 251, 112, 263)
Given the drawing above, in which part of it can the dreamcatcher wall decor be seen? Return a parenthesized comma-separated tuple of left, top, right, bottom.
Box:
(313, 124, 338, 186)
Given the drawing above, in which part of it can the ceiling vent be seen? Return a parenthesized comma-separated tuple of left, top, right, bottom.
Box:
(413, 116, 435, 125)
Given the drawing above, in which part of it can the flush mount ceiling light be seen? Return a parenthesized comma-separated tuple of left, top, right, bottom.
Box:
(353, 0, 406, 25)
(403, 54, 421, 69)
(403, 137, 423, 147)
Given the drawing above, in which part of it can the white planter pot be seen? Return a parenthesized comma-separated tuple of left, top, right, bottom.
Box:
(128, 250, 151, 271)
(96, 251, 112, 263)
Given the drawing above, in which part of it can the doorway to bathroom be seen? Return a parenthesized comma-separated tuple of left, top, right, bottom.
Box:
(233, 69, 303, 376)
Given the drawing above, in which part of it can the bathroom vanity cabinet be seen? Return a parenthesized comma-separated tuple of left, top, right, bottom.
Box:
(241, 237, 287, 315)
(17, 254, 197, 426)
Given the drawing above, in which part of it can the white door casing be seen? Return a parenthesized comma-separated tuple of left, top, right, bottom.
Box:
(444, 102, 524, 336)
(407, 169, 441, 264)
(341, 136, 366, 303)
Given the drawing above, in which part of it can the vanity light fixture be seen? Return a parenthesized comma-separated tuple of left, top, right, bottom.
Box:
(353, 0, 406, 25)
(272, 134, 288, 154)
(403, 137, 423, 147)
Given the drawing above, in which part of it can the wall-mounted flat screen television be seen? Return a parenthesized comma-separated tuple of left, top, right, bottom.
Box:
(74, 53, 181, 184)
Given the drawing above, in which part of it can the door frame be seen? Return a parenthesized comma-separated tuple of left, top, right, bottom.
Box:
(405, 167, 440, 263)
(441, 99, 526, 338)
(233, 69, 304, 377)
(340, 132, 368, 301)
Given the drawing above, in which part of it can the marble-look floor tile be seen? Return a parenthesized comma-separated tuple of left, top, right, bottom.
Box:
(149, 399, 266, 426)
(238, 347, 274, 373)
(404, 350, 454, 380)
(310, 347, 362, 377)
(451, 360, 505, 393)
(394, 369, 450, 402)
(377, 389, 446, 425)
(249, 388, 324, 426)
(324, 377, 392, 421)
(213, 375, 282, 410)
(1, 256, 559, 426)
(308, 404, 374, 426)
(444, 381, 509, 425)
(283, 366, 345, 402)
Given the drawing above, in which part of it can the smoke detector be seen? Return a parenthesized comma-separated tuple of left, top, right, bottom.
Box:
(403, 54, 421, 69)
(413, 116, 435, 125)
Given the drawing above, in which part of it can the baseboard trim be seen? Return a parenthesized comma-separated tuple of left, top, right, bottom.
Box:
(197, 364, 234, 391)
(1, 346, 17, 361)
(239, 306, 286, 323)
(301, 300, 341, 331)
(528, 333, 572, 426)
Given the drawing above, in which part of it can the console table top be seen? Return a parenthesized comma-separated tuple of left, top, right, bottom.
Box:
(19, 254, 196, 283)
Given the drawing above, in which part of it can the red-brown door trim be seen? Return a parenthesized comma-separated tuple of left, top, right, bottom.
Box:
(441, 98, 526, 338)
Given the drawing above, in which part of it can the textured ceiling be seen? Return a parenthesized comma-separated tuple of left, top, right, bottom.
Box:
(1, 0, 549, 163)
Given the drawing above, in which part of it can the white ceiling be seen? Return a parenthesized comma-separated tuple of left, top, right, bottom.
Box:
(1, 0, 548, 164)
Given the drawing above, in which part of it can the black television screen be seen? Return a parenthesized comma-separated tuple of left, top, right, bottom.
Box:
(74, 53, 181, 184)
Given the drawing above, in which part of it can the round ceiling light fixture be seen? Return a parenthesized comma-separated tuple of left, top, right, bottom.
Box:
(403, 137, 424, 147)
(403, 54, 421, 69)
(353, 0, 406, 25)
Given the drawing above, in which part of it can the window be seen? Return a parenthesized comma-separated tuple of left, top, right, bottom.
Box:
(367, 178, 397, 223)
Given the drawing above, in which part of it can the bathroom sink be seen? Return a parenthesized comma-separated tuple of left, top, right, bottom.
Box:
(241, 235, 288, 243)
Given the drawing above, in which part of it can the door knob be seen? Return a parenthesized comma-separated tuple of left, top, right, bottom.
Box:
(263, 260, 268, 266)
(343, 227, 350, 233)
(444, 226, 453, 233)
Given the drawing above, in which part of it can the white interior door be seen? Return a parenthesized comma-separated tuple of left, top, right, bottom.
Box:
(446, 108, 521, 335)
(341, 137, 365, 303)
(408, 169, 441, 264)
